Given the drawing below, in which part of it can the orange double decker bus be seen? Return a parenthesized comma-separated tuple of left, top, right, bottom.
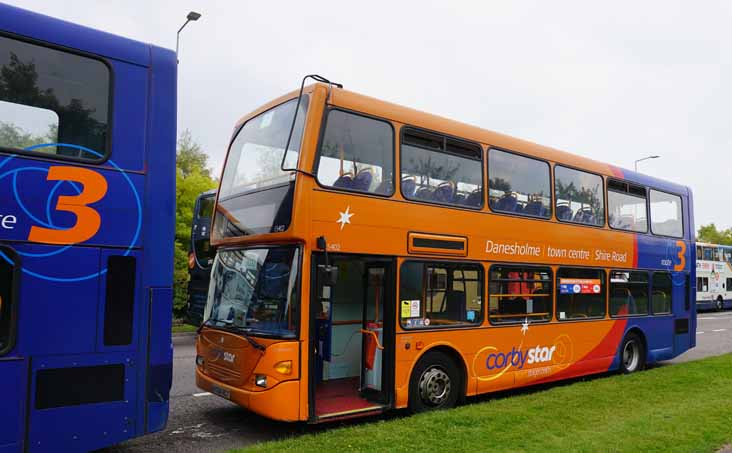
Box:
(196, 77, 695, 422)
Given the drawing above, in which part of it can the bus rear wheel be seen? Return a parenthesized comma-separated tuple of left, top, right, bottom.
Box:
(408, 351, 460, 413)
(717, 297, 724, 311)
(619, 332, 646, 374)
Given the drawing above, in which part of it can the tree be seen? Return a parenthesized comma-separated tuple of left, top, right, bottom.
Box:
(698, 224, 732, 245)
(173, 130, 217, 317)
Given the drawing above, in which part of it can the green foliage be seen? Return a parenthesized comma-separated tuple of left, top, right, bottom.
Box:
(698, 224, 732, 245)
(173, 130, 217, 317)
(0, 121, 56, 150)
(237, 355, 732, 453)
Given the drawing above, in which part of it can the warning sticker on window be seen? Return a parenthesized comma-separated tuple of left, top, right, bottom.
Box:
(401, 300, 411, 318)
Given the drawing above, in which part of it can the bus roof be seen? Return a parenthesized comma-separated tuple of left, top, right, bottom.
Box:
(0, 3, 154, 67)
(233, 83, 690, 198)
(696, 242, 732, 248)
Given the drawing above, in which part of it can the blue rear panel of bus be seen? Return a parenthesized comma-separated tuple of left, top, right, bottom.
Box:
(0, 4, 176, 452)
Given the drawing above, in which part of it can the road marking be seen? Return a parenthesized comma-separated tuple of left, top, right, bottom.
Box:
(697, 331, 704, 334)
(712, 329, 727, 332)
(193, 392, 212, 397)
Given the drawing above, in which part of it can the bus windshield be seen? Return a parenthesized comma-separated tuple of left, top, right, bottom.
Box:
(219, 97, 308, 198)
(203, 247, 300, 338)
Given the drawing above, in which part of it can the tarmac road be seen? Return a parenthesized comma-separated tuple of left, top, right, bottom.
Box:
(101, 310, 732, 453)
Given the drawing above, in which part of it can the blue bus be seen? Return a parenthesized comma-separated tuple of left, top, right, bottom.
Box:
(187, 189, 216, 325)
(0, 4, 176, 452)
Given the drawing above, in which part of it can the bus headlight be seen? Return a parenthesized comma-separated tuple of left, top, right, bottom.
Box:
(273, 360, 292, 375)
(255, 374, 267, 388)
(196, 355, 205, 367)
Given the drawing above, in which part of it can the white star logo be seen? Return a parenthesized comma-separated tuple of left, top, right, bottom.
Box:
(521, 317, 530, 335)
(336, 206, 354, 230)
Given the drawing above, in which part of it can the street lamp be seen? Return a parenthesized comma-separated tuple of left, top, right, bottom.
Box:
(634, 155, 660, 172)
(176, 11, 202, 62)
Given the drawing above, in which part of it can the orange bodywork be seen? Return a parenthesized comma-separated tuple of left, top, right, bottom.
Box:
(197, 83, 689, 421)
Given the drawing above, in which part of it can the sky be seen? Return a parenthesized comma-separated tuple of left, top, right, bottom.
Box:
(6, 0, 731, 229)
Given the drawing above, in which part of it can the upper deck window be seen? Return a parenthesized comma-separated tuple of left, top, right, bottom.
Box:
(554, 165, 604, 226)
(488, 149, 551, 219)
(649, 190, 683, 238)
(0, 34, 110, 160)
(315, 109, 394, 195)
(400, 129, 483, 208)
(607, 179, 647, 233)
(219, 97, 308, 198)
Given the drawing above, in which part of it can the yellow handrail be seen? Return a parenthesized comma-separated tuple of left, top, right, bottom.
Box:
(360, 329, 384, 350)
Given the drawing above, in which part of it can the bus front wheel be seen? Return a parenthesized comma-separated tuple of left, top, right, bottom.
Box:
(408, 351, 460, 413)
(717, 297, 724, 311)
(619, 332, 646, 374)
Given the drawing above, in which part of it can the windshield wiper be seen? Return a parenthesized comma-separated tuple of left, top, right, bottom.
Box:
(239, 328, 266, 352)
(200, 321, 266, 352)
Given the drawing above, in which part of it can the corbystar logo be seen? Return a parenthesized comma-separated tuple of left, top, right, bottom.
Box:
(486, 345, 557, 370)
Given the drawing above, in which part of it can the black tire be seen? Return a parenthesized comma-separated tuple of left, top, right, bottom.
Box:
(717, 297, 724, 312)
(408, 351, 461, 413)
(619, 332, 646, 374)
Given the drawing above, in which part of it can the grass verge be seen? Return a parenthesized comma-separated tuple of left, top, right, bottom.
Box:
(236, 354, 732, 453)
(171, 323, 197, 334)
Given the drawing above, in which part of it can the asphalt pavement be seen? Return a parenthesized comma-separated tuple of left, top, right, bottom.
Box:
(101, 311, 732, 453)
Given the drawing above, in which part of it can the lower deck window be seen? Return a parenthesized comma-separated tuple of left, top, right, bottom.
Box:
(610, 271, 649, 317)
(556, 268, 606, 320)
(489, 266, 552, 324)
(652, 272, 672, 314)
(400, 261, 483, 329)
(0, 248, 16, 354)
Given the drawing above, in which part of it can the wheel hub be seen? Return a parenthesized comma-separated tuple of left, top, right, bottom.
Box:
(419, 366, 451, 406)
(623, 341, 639, 371)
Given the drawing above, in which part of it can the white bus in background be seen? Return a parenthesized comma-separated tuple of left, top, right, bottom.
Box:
(696, 242, 732, 311)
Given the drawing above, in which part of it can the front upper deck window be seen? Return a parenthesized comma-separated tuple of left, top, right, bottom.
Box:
(219, 97, 308, 198)
(315, 109, 394, 195)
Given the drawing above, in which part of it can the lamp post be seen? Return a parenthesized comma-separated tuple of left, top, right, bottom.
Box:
(176, 11, 202, 62)
(634, 155, 660, 172)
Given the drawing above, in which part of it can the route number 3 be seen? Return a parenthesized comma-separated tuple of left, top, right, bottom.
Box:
(28, 166, 108, 245)
(674, 240, 686, 272)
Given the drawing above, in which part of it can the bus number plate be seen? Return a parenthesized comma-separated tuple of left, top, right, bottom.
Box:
(211, 385, 231, 400)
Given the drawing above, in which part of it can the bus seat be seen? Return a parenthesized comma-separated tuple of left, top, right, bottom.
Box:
(453, 193, 466, 204)
(433, 181, 456, 203)
(402, 177, 417, 197)
(465, 189, 482, 207)
(445, 289, 466, 321)
(353, 168, 375, 192)
(556, 204, 572, 221)
(611, 288, 631, 316)
(497, 194, 518, 213)
(524, 201, 545, 217)
(333, 173, 354, 189)
(415, 186, 433, 201)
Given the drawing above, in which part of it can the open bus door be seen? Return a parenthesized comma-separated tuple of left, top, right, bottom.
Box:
(311, 253, 395, 421)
